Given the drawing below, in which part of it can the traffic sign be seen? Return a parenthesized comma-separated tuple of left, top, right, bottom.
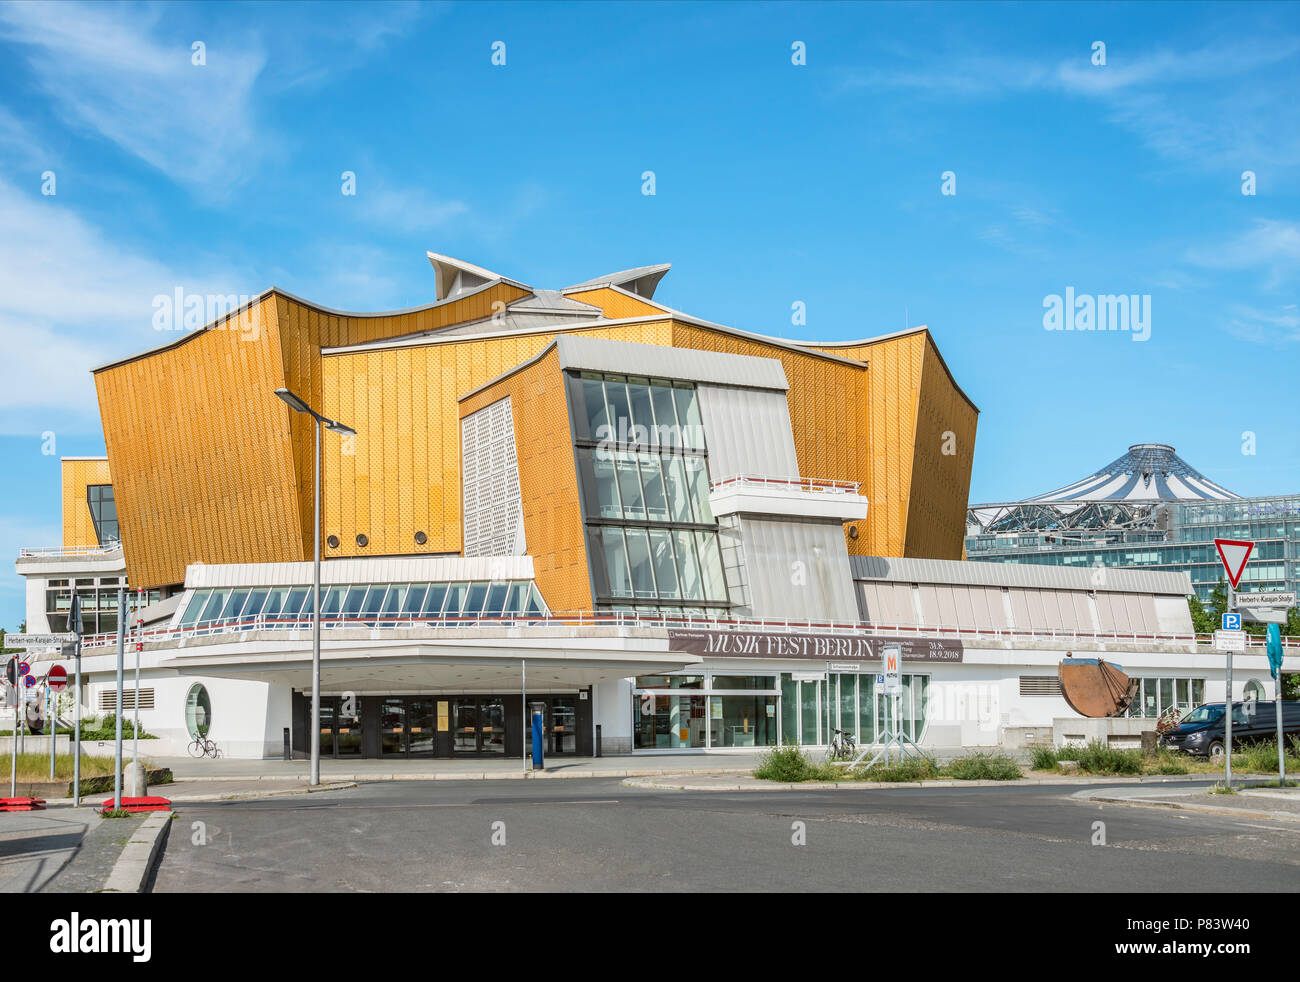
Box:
(3, 658, 15, 686)
(1214, 538, 1253, 589)
(22, 675, 34, 689)
(881, 642, 903, 695)
(1238, 591, 1296, 609)
(1222, 612, 1241, 631)
(1214, 629, 1247, 653)
(18, 661, 30, 678)
(47, 665, 67, 691)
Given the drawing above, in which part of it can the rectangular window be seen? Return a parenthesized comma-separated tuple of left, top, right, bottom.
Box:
(672, 383, 704, 450)
(695, 530, 728, 602)
(639, 454, 670, 522)
(627, 377, 655, 445)
(649, 380, 679, 446)
(781, 673, 798, 742)
(401, 584, 429, 617)
(604, 376, 632, 441)
(602, 528, 633, 598)
(440, 582, 467, 617)
(421, 583, 449, 617)
(588, 450, 622, 519)
(580, 374, 610, 442)
(685, 457, 713, 522)
(800, 680, 819, 745)
(614, 452, 646, 519)
(647, 529, 680, 599)
(673, 529, 704, 601)
(661, 455, 693, 523)
(624, 527, 658, 599)
(462, 582, 489, 616)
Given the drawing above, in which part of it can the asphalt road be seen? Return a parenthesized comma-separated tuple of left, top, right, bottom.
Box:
(152, 779, 1300, 892)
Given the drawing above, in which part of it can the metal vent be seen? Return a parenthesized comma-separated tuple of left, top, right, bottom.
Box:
(1019, 676, 1062, 697)
(98, 688, 156, 711)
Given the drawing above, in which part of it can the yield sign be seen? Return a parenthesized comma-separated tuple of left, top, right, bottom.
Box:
(1214, 538, 1253, 589)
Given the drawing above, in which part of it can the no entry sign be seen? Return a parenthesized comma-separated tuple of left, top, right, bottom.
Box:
(47, 665, 67, 691)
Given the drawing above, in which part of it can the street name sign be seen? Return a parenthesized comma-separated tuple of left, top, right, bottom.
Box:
(1238, 592, 1295, 609)
(1214, 539, 1253, 590)
(3, 633, 74, 649)
(1214, 629, 1247, 653)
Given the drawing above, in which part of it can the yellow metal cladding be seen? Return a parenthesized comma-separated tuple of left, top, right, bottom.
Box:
(93, 266, 976, 590)
(563, 287, 664, 320)
(93, 283, 530, 589)
(810, 330, 977, 560)
(458, 349, 591, 611)
(320, 319, 675, 564)
(904, 337, 978, 560)
(61, 458, 112, 548)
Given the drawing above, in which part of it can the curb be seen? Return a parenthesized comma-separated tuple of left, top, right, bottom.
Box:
(167, 782, 359, 803)
(621, 774, 1225, 792)
(162, 767, 754, 784)
(102, 811, 172, 893)
(1072, 789, 1300, 823)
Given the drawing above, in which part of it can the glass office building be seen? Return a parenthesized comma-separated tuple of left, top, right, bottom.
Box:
(968, 494, 1300, 604)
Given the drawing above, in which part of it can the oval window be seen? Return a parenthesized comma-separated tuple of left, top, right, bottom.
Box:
(185, 683, 211, 740)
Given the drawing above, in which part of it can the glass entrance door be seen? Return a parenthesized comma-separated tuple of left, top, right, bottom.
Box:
(452, 697, 507, 755)
(336, 700, 363, 756)
(549, 698, 577, 755)
(380, 698, 406, 756)
(407, 699, 436, 757)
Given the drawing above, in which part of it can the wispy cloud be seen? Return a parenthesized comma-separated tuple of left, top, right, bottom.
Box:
(1222, 302, 1300, 344)
(0, 1, 267, 197)
(1187, 219, 1300, 288)
(0, 179, 246, 433)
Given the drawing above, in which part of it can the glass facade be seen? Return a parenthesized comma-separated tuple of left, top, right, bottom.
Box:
(967, 495, 1300, 603)
(632, 673, 778, 750)
(86, 484, 119, 545)
(634, 671, 929, 750)
(1126, 677, 1206, 718)
(569, 371, 729, 613)
(779, 671, 929, 745)
(176, 580, 548, 630)
(45, 577, 161, 635)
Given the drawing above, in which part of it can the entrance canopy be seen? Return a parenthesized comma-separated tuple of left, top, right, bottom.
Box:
(155, 631, 699, 693)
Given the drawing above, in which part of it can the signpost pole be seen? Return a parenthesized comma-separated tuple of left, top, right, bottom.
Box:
(9, 668, 17, 798)
(132, 588, 142, 796)
(114, 589, 125, 812)
(48, 680, 54, 780)
(1225, 584, 1234, 790)
(73, 635, 81, 807)
(1277, 676, 1287, 786)
(521, 659, 527, 775)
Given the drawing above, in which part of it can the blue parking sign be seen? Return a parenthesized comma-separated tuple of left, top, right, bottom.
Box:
(1222, 612, 1241, 631)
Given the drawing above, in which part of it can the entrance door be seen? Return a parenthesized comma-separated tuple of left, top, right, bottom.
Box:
(380, 698, 406, 756)
(452, 697, 507, 755)
(336, 700, 364, 756)
(549, 698, 577, 755)
(407, 699, 437, 757)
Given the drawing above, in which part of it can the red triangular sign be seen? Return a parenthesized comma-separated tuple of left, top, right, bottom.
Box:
(1214, 538, 1253, 589)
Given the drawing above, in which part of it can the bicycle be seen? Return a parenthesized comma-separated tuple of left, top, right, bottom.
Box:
(827, 727, 857, 762)
(187, 735, 222, 759)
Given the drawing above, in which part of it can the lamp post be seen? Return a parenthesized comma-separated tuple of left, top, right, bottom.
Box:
(275, 387, 355, 787)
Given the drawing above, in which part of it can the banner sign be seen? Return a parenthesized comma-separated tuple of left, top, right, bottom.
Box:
(667, 629, 963, 663)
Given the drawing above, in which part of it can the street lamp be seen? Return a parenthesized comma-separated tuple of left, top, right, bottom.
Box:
(275, 387, 355, 787)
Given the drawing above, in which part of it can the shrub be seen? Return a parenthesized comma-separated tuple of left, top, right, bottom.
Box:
(852, 756, 941, 782)
(754, 745, 812, 782)
(946, 752, 1022, 781)
(79, 714, 156, 742)
(1029, 747, 1059, 771)
(1055, 744, 1082, 762)
(1145, 748, 1189, 775)
(1073, 740, 1143, 775)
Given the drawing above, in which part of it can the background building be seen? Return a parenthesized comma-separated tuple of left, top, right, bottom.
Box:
(966, 443, 1300, 603)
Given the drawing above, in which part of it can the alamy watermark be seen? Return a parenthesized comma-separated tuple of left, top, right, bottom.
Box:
(1043, 287, 1151, 342)
(152, 289, 261, 340)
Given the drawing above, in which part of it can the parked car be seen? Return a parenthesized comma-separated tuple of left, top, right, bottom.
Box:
(1160, 700, 1300, 758)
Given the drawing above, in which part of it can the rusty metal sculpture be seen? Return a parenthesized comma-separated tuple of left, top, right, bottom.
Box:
(1059, 656, 1138, 718)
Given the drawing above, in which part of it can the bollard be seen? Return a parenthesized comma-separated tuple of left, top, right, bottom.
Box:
(595, 724, 602, 758)
(283, 727, 291, 760)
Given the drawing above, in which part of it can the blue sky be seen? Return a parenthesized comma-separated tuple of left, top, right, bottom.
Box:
(1, 0, 1298, 628)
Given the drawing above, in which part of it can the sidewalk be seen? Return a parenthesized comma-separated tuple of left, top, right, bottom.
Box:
(149, 753, 765, 784)
(1074, 783, 1300, 822)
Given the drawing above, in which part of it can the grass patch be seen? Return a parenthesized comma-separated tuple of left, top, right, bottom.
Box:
(1029, 747, 1059, 771)
(754, 746, 816, 783)
(849, 756, 942, 782)
(944, 752, 1022, 781)
(0, 752, 119, 782)
(1207, 783, 1238, 795)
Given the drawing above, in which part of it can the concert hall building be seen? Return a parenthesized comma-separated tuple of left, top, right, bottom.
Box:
(13, 254, 1287, 758)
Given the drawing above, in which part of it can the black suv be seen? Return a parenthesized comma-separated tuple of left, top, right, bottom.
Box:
(1160, 700, 1300, 758)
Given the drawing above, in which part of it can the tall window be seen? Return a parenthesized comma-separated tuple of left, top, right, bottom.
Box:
(86, 484, 119, 544)
(568, 372, 727, 611)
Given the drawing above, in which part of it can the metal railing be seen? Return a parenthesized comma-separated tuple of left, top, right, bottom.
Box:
(72, 608, 1300, 652)
(710, 475, 862, 495)
(18, 544, 121, 558)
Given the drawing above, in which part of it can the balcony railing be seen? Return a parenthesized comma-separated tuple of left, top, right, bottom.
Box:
(710, 475, 862, 495)
(71, 608, 1300, 653)
(18, 544, 122, 559)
